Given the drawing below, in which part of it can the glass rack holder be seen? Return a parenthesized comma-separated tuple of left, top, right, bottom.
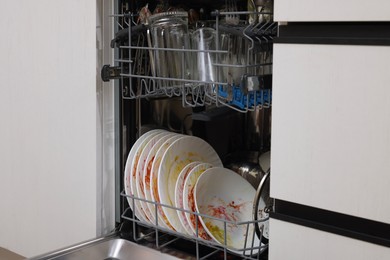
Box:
(112, 10, 276, 113)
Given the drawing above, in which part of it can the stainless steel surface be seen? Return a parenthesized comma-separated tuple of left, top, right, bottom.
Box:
(245, 106, 271, 151)
(253, 171, 272, 241)
(149, 98, 193, 134)
(29, 236, 182, 260)
(228, 160, 263, 188)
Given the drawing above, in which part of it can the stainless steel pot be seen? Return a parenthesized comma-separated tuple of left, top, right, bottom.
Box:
(226, 150, 272, 242)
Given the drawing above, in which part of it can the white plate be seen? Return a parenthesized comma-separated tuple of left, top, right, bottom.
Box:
(182, 162, 214, 240)
(195, 167, 260, 255)
(124, 129, 165, 215)
(127, 129, 166, 221)
(150, 134, 184, 230)
(158, 137, 222, 233)
(174, 161, 203, 235)
(135, 132, 171, 224)
(142, 132, 176, 226)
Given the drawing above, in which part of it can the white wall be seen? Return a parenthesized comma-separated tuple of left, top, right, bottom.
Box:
(0, 1, 97, 257)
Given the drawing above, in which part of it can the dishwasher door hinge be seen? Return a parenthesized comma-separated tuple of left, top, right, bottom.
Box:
(101, 65, 122, 82)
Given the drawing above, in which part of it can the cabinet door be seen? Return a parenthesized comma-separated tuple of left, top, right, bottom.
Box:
(269, 219, 390, 260)
(275, 0, 390, 22)
(271, 43, 390, 224)
(0, 1, 96, 258)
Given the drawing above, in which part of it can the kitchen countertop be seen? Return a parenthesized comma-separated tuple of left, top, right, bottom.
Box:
(0, 247, 25, 260)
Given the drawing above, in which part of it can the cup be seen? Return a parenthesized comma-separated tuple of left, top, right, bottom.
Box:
(149, 12, 190, 88)
(191, 28, 218, 84)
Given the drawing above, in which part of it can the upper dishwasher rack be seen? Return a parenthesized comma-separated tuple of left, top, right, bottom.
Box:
(109, 7, 276, 112)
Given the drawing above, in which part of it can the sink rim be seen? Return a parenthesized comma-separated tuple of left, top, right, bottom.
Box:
(28, 233, 119, 260)
(27, 233, 184, 260)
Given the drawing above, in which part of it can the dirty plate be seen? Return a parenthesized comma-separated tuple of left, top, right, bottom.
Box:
(150, 134, 184, 230)
(175, 161, 203, 236)
(195, 167, 260, 255)
(142, 133, 177, 226)
(135, 132, 171, 224)
(158, 136, 222, 234)
(182, 162, 214, 240)
(124, 129, 165, 217)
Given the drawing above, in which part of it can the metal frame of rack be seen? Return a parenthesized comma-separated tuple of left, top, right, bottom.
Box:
(109, 7, 276, 113)
(121, 191, 269, 260)
(108, 1, 275, 259)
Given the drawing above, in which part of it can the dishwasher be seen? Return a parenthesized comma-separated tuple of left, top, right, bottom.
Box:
(32, 0, 275, 259)
(105, 1, 275, 259)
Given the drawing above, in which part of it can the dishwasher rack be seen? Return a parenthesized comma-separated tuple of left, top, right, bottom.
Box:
(108, 2, 274, 259)
(107, 6, 276, 113)
(120, 190, 269, 260)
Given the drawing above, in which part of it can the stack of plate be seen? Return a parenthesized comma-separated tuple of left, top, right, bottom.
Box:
(124, 129, 261, 255)
(124, 129, 222, 232)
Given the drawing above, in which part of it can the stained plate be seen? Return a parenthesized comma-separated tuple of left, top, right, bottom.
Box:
(124, 129, 165, 216)
(126, 129, 166, 221)
(150, 134, 184, 230)
(174, 161, 203, 235)
(195, 167, 260, 255)
(141, 132, 176, 226)
(182, 163, 214, 239)
(158, 136, 222, 233)
(135, 132, 171, 223)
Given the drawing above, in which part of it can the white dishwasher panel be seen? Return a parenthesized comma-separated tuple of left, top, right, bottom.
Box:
(271, 43, 390, 224)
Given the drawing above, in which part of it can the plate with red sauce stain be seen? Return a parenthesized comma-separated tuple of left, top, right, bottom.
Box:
(158, 136, 222, 234)
(142, 132, 177, 227)
(124, 129, 165, 221)
(135, 131, 172, 224)
(182, 162, 214, 239)
(150, 134, 184, 230)
(195, 167, 260, 255)
(175, 161, 204, 235)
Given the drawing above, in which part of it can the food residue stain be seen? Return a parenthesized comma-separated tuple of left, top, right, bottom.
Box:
(145, 156, 154, 190)
(205, 221, 232, 246)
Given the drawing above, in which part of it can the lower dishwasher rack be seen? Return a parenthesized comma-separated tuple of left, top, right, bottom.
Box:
(120, 191, 269, 260)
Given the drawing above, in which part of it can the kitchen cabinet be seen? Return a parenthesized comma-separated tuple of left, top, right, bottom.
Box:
(0, 1, 102, 258)
(275, 0, 390, 22)
(270, 1, 390, 259)
(270, 219, 390, 260)
(271, 43, 390, 223)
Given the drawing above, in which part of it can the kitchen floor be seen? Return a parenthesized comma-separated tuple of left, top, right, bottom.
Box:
(0, 247, 25, 260)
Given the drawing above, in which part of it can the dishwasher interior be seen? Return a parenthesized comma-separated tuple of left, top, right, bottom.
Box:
(104, 0, 276, 259)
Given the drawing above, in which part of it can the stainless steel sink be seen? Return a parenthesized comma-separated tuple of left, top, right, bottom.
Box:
(28, 235, 183, 260)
